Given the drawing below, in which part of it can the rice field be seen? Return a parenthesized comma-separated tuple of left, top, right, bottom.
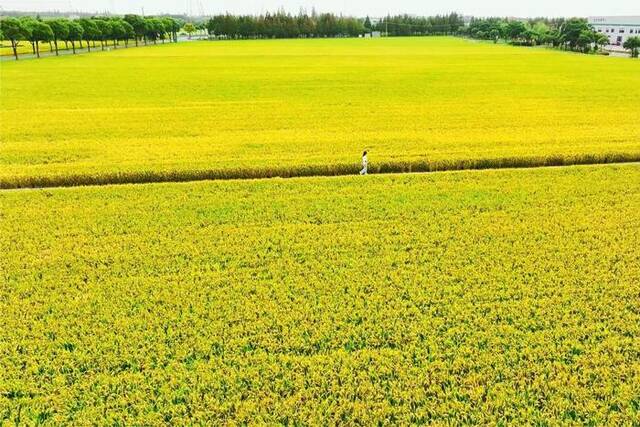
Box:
(1, 37, 639, 188)
(1, 164, 639, 424)
(2, 35, 640, 424)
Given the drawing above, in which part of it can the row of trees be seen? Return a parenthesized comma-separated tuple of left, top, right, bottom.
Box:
(4, 13, 638, 59)
(0, 15, 183, 60)
(466, 17, 640, 57)
(206, 12, 365, 39)
(369, 14, 465, 36)
(205, 12, 467, 39)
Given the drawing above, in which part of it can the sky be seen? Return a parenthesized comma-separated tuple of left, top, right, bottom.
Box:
(1, 0, 638, 18)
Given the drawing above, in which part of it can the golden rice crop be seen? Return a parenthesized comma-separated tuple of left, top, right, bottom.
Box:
(1, 164, 639, 424)
(1, 37, 639, 188)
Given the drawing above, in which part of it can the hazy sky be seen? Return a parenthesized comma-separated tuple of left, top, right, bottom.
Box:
(1, 0, 638, 18)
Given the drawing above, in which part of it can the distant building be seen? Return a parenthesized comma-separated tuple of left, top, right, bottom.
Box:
(589, 16, 640, 46)
(371, 31, 382, 38)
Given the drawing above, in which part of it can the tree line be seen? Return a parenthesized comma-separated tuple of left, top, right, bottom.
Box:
(465, 17, 640, 57)
(205, 12, 639, 58)
(4, 13, 639, 59)
(206, 12, 365, 39)
(0, 15, 183, 59)
(368, 14, 465, 36)
(204, 12, 466, 39)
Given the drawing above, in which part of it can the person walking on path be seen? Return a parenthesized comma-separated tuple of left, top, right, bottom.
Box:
(360, 151, 368, 175)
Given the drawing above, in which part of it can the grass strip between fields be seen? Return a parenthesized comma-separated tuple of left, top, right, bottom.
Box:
(2, 151, 640, 189)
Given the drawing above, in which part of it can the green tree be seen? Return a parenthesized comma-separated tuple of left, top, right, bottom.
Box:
(498, 22, 509, 40)
(506, 21, 527, 42)
(94, 19, 111, 50)
(121, 20, 135, 47)
(124, 14, 146, 46)
(79, 18, 99, 52)
(48, 19, 69, 56)
(184, 22, 196, 39)
(522, 28, 539, 46)
(30, 21, 53, 58)
(363, 16, 372, 31)
(545, 29, 562, 47)
(0, 17, 27, 60)
(110, 19, 125, 48)
(623, 36, 640, 58)
(560, 18, 591, 51)
(593, 32, 609, 52)
(577, 29, 594, 53)
(531, 22, 550, 45)
(19, 17, 38, 55)
(489, 28, 500, 43)
(146, 18, 165, 44)
(162, 18, 173, 42)
(164, 18, 182, 42)
(66, 20, 84, 54)
(297, 14, 315, 37)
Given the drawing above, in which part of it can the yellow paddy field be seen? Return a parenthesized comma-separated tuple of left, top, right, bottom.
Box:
(2, 36, 640, 424)
(2, 164, 639, 424)
(1, 37, 639, 187)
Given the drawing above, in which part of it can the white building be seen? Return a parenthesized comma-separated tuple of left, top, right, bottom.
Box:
(588, 16, 640, 46)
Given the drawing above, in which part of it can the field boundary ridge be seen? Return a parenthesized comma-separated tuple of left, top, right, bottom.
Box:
(2, 152, 639, 190)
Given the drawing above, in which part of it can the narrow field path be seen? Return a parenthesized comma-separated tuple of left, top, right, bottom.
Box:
(2, 152, 639, 190)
